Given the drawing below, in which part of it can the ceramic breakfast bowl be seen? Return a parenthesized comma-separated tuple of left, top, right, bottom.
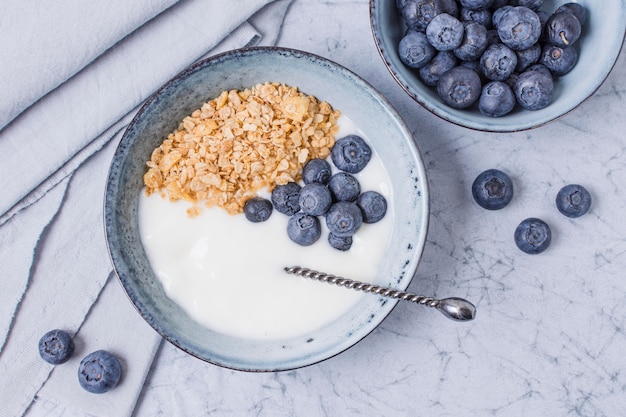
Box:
(104, 47, 429, 372)
(370, 0, 626, 132)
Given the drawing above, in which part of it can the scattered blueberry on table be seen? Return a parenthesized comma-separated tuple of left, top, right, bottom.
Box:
(396, 0, 587, 116)
(514, 217, 552, 254)
(77, 350, 122, 394)
(556, 184, 591, 218)
(38, 329, 75, 365)
(471, 168, 514, 210)
(472, 169, 592, 253)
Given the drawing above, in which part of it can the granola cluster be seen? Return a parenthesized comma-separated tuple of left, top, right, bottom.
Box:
(143, 82, 341, 216)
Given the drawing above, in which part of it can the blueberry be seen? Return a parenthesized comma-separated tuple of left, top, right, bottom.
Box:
(479, 81, 516, 117)
(460, 7, 492, 28)
(328, 233, 353, 251)
(437, 65, 482, 109)
(287, 213, 321, 246)
(471, 168, 513, 210)
(496, 6, 542, 51)
(540, 44, 578, 76)
(271, 182, 301, 216)
(243, 197, 273, 222)
(454, 21, 489, 61)
(78, 350, 122, 394)
(357, 191, 388, 224)
(402, 0, 444, 31)
(398, 30, 436, 69)
(514, 218, 551, 254)
(38, 329, 74, 365)
(556, 184, 592, 218)
(555, 3, 587, 27)
(515, 43, 541, 72)
(480, 43, 518, 81)
(546, 11, 581, 47)
(331, 135, 372, 174)
(491, 5, 514, 29)
(326, 202, 363, 237)
(419, 51, 457, 86)
(426, 13, 465, 51)
(514, 64, 554, 110)
(302, 158, 332, 185)
(299, 183, 332, 216)
(328, 172, 361, 202)
(459, 0, 494, 11)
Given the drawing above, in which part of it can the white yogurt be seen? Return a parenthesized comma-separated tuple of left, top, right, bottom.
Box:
(138, 119, 394, 340)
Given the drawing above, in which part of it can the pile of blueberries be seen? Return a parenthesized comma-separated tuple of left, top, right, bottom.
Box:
(243, 134, 388, 251)
(396, 0, 587, 116)
(38, 329, 122, 394)
(472, 168, 592, 254)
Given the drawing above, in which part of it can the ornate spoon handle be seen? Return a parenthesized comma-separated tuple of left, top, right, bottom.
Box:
(284, 266, 476, 322)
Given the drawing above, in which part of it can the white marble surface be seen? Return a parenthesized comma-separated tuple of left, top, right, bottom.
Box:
(13, 0, 626, 416)
(127, 1, 626, 416)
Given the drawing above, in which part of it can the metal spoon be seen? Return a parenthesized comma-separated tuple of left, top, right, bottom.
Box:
(284, 266, 476, 322)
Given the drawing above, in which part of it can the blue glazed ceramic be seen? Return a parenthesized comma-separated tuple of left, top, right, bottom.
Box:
(104, 47, 429, 371)
(370, 0, 626, 132)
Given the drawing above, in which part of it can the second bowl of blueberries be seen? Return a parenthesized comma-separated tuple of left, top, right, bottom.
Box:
(370, 0, 626, 132)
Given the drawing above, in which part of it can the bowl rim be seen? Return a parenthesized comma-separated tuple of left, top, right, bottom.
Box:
(369, 0, 626, 133)
(104, 46, 431, 372)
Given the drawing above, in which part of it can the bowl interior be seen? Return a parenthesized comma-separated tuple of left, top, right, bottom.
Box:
(370, 0, 626, 132)
(105, 47, 429, 371)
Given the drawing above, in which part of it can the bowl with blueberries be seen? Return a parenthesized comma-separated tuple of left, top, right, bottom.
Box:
(105, 47, 431, 371)
(370, 0, 626, 131)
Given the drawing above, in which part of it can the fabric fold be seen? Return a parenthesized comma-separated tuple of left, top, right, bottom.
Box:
(0, 0, 181, 130)
(0, 177, 71, 352)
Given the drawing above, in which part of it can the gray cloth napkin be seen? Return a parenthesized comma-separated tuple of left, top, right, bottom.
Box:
(0, 0, 180, 131)
(0, 0, 293, 416)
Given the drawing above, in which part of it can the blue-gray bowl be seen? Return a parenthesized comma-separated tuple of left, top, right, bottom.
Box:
(370, 0, 626, 132)
(104, 47, 429, 371)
